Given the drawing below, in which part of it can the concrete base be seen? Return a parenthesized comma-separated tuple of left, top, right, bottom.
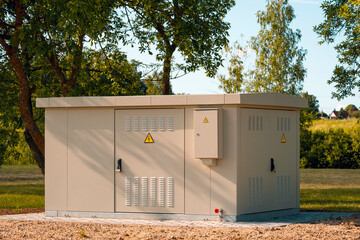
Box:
(45, 208, 299, 223)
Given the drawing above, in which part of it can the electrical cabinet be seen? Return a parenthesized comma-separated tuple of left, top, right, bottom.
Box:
(38, 93, 306, 222)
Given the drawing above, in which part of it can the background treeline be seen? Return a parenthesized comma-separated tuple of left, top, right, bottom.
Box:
(301, 119, 360, 169)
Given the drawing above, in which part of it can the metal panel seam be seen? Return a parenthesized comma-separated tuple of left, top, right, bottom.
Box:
(66, 108, 69, 211)
(113, 109, 116, 212)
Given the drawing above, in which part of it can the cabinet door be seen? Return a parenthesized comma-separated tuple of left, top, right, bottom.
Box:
(115, 109, 185, 213)
(240, 108, 298, 214)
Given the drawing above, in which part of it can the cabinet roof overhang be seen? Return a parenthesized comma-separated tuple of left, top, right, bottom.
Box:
(36, 93, 308, 109)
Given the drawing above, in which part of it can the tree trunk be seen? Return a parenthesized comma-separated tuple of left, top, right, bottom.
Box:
(5, 46, 45, 174)
(162, 48, 175, 95)
(162, 56, 171, 95)
(24, 128, 45, 174)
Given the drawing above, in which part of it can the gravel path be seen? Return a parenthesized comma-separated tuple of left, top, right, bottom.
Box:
(1, 214, 360, 239)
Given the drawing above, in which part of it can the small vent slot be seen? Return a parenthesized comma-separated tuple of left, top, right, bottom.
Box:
(280, 117, 283, 131)
(125, 116, 131, 131)
(284, 118, 287, 132)
(150, 116, 156, 131)
(277, 175, 290, 203)
(133, 177, 140, 206)
(158, 177, 165, 207)
(142, 116, 148, 131)
(142, 177, 148, 206)
(125, 177, 131, 206)
(256, 116, 259, 130)
(168, 116, 174, 131)
(133, 116, 139, 131)
(150, 177, 157, 207)
(167, 177, 174, 207)
(260, 116, 263, 131)
(248, 177, 263, 206)
(248, 116, 251, 130)
(277, 117, 280, 131)
(252, 116, 255, 131)
(288, 117, 291, 131)
(159, 116, 165, 131)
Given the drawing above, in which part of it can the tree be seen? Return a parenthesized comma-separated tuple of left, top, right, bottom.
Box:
(248, 0, 307, 95)
(219, 0, 307, 95)
(120, 0, 235, 94)
(0, 1, 140, 173)
(345, 104, 358, 112)
(218, 41, 247, 93)
(338, 108, 348, 119)
(143, 71, 174, 95)
(314, 0, 360, 100)
(301, 92, 320, 117)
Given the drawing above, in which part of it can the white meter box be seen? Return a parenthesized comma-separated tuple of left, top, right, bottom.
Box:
(194, 109, 223, 159)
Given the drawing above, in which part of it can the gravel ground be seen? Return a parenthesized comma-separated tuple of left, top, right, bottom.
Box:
(1, 214, 360, 239)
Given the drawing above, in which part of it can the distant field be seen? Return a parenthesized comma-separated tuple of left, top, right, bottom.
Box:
(0, 165, 44, 209)
(300, 169, 360, 212)
(1, 166, 360, 212)
(309, 118, 359, 133)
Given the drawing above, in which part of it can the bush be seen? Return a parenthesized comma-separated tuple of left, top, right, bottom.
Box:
(301, 127, 360, 169)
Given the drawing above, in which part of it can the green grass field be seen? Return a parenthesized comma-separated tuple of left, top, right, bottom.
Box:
(300, 169, 360, 212)
(309, 118, 359, 134)
(1, 166, 360, 212)
(0, 165, 44, 209)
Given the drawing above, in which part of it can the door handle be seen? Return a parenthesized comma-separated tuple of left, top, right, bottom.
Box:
(270, 158, 276, 173)
(116, 159, 122, 172)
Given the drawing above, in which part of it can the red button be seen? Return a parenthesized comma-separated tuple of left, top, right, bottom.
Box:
(214, 209, 219, 214)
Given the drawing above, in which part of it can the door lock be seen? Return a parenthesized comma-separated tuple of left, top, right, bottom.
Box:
(116, 159, 122, 172)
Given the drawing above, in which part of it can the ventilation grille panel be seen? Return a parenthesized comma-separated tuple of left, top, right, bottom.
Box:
(248, 115, 263, 131)
(277, 175, 290, 203)
(125, 177, 131, 206)
(159, 116, 165, 131)
(133, 116, 139, 131)
(124, 176, 175, 208)
(277, 117, 291, 132)
(150, 116, 156, 131)
(248, 177, 263, 206)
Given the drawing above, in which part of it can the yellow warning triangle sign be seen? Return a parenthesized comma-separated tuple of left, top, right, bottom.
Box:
(203, 117, 208, 123)
(281, 133, 286, 143)
(144, 133, 154, 143)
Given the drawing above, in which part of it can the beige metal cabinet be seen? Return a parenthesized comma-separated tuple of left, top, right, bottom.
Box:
(38, 93, 306, 221)
(115, 109, 185, 213)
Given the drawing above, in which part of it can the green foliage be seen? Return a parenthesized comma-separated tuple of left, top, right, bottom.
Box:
(218, 41, 247, 93)
(143, 71, 173, 95)
(338, 108, 348, 119)
(301, 123, 360, 169)
(219, 0, 307, 95)
(121, 0, 235, 94)
(314, 0, 360, 100)
(345, 104, 358, 112)
(301, 92, 320, 117)
(248, 0, 307, 95)
(0, 1, 147, 169)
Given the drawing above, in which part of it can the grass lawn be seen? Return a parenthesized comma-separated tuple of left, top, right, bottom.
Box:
(300, 169, 360, 212)
(0, 165, 44, 209)
(0, 165, 359, 212)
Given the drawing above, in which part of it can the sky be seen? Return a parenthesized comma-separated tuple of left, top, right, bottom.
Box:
(124, 0, 360, 114)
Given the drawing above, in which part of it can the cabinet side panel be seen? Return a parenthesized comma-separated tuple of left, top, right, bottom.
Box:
(210, 107, 237, 216)
(45, 109, 68, 211)
(67, 109, 114, 212)
(185, 108, 211, 215)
